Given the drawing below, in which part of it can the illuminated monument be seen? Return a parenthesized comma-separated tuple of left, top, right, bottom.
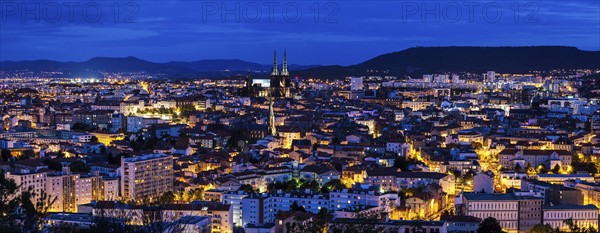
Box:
(269, 50, 291, 98)
(242, 50, 291, 98)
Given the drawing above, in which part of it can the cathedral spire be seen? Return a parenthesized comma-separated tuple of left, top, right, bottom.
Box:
(281, 49, 289, 76)
(268, 97, 276, 136)
(271, 50, 279, 76)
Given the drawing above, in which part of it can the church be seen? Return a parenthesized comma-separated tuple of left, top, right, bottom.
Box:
(242, 50, 292, 98)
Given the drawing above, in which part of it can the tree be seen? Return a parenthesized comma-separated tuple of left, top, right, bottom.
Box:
(290, 201, 306, 212)
(239, 184, 256, 193)
(586, 163, 598, 175)
(552, 164, 561, 174)
(18, 149, 35, 160)
(321, 179, 346, 193)
(0, 172, 21, 232)
(88, 208, 131, 233)
(563, 218, 580, 233)
(158, 191, 175, 204)
(20, 189, 57, 232)
(526, 164, 537, 176)
(477, 217, 503, 233)
(190, 188, 204, 201)
(537, 164, 548, 174)
(72, 122, 95, 132)
(514, 163, 523, 172)
(1, 149, 11, 162)
(582, 226, 599, 233)
(138, 206, 184, 233)
(472, 142, 483, 150)
(303, 208, 332, 233)
(0, 172, 56, 232)
(527, 224, 556, 233)
(299, 180, 320, 192)
(393, 157, 416, 171)
(329, 218, 388, 233)
(70, 160, 90, 173)
(91, 204, 189, 233)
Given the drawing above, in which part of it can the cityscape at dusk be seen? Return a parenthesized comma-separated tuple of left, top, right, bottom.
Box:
(1, 1, 600, 233)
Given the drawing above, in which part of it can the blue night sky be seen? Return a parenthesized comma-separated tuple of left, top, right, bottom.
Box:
(1, 0, 599, 65)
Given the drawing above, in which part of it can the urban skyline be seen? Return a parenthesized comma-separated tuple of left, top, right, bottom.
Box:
(1, 1, 600, 233)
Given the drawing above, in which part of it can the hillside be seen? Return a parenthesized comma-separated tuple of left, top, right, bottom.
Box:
(2, 46, 598, 79)
(295, 46, 600, 78)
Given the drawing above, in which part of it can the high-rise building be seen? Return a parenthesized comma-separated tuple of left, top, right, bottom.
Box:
(5, 169, 47, 204)
(46, 164, 94, 212)
(120, 153, 174, 201)
(485, 71, 496, 83)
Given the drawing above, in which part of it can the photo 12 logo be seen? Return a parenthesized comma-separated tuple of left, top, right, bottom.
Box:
(400, 1, 539, 23)
(200, 1, 339, 23)
(0, 1, 140, 23)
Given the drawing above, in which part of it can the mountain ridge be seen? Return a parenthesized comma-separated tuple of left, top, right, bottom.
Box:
(1, 46, 598, 78)
(294, 46, 600, 78)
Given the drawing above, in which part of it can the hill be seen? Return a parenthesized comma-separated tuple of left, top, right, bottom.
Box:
(295, 46, 600, 78)
(1, 46, 598, 79)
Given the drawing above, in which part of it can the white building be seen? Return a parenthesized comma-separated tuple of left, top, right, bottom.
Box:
(350, 77, 364, 91)
(152, 100, 177, 109)
(241, 191, 328, 226)
(461, 192, 543, 233)
(473, 171, 494, 194)
(126, 116, 162, 133)
(329, 187, 399, 211)
(543, 205, 598, 231)
(386, 141, 409, 156)
(120, 100, 145, 115)
(223, 191, 249, 228)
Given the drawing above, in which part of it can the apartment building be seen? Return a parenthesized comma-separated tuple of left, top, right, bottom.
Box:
(329, 186, 400, 211)
(5, 163, 118, 213)
(499, 149, 572, 171)
(461, 193, 543, 233)
(565, 180, 600, 208)
(4, 169, 47, 203)
(223, 191, 249, 228)
(543, 205, 598, 231)
(120, 153, 174, 201)
(241, 191, 329, 226)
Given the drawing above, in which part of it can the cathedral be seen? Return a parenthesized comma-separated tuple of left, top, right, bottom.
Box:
(242, 50, 292, 98)
(268, 50, 291, 98)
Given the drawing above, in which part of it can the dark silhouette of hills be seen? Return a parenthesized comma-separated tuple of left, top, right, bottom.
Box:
(1, 46, 598, 78)
(295, 46, 600, 78)
(0, 57, 181, 73)
(0, 57, 315, 77)
(166, 59, 315, 72)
